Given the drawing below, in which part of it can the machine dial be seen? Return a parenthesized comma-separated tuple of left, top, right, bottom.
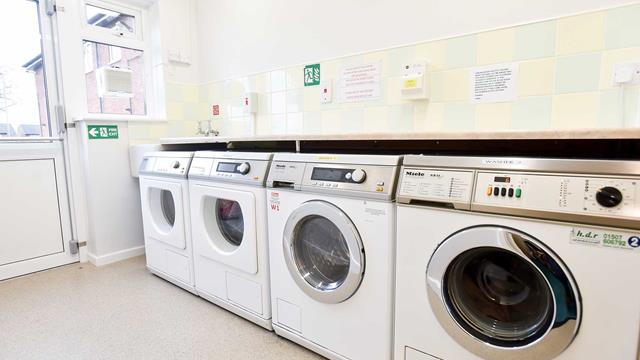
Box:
(236, 162, 251, 175)
(351, 169, 367, 183)
(172, 161, 181, 169)
(596, 186, 623, 208)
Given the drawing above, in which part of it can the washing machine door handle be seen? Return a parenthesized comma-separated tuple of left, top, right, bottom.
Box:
(425, 226, 581, 360)
(282, 200, 365, 304)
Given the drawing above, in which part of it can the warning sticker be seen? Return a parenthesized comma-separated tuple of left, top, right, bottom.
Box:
(571, 227, 640, 251)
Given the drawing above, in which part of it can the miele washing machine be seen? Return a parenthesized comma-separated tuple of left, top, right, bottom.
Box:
(266, 153, 402, 360)
(138, 151, 196, 293)
(188, 151, 274, 329)
(394, 156, 640, 360)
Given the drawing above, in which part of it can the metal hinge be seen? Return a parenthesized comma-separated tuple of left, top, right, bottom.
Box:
(69, 240, 86, 255)
(55, 104, 66, 135)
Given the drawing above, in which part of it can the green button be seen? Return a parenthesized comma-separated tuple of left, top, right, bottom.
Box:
(515, 188, 522, 198)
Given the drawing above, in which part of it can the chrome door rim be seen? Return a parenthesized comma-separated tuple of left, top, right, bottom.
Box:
(426, 226, 581, 360)
(283, 200, 365, 304)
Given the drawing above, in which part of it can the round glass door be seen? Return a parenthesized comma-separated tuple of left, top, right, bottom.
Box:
(283, 201, 364, 304)
(426, 226, 580, 359)
(160, 190, 176, 227)
(215, 199, 244, 246)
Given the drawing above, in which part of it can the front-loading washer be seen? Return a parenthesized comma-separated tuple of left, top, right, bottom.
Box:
(188, 151, 274, 329)
(139, 151, 195, 292)
(394, 155, 640, 360)
(266, 153, 402, 360)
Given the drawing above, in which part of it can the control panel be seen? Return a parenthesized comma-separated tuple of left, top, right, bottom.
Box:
(301, 163, 397, 196)
(397, 168, 474, 207)
(141, 157, 190, 177)
(188, 157, 270, 184)
(474, 172, 640, 219)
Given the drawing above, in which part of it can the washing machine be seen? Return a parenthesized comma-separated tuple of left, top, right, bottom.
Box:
(189, 151, 274, 329)
(266, 153, 402, 360)
(139, 151, 195, 292)
(394, 155, 640, 360)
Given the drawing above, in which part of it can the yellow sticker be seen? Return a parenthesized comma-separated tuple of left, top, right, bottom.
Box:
(317, 156, 338, 161)
(403, 79, 417, 88)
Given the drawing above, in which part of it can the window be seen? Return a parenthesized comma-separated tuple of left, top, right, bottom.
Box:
(83, 41, 146, 115)
(85, 3, 136, 37)
(81, 1, 148, 116)
(0, 0, 50, 137)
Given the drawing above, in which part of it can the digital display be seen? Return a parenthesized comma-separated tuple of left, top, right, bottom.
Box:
(217, 162, 239, 173)
(311, 167, 354, 182)
(494, 176, 511, 183)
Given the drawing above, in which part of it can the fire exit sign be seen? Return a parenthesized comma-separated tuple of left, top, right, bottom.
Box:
(304, 64, 320, 86)
(88, 125, 119, 139)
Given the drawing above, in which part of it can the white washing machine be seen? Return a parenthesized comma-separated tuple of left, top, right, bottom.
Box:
(188, 151, 274, 329)
(139, 151, 195, 292)
(266, 153, 402, 360)
(394, 156, 640, 360)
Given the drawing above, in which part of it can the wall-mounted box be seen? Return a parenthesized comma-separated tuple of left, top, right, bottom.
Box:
(401, 62, 429, 100)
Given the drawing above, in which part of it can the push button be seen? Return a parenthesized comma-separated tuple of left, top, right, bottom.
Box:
(493, 187, 500, 196)
(500, 188, 507, 197)
(515, 188, 522, 198)
(508, 188, 514, 197)
(486, 186, 493, 196)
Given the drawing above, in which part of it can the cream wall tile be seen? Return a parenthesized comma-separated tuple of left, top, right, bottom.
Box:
(321, 109, 342, 134)
(475, 103, 512, 130)
(303, 86, 320, 112)
(424, 102, 445, 130)
(605, 4, 640, 49)
(166, 101, 185, 121)
(271, 114, 287, 134)
(387, 77, 411, 105)
(477, 28, 515, 65)
(128, 124, 150, 140)
(259, 93, 271, 115)
(442, 69, 469, 102)
(303, 112, 322, 134)
(414, 40, 446, 71)
(167, 121, 184, 137)
(286, 112, 304, 134)
(598, 90, 624, 128)
(320, 59, 341, 82)
(555, 53, 601, 94)
(363, 50, 390, 77)
(286, 66, 304, 90)
(413, 102, 428, 130)
(512, 97, 552, 129)
(340, 108, 364, 133)
(363, 106, 389, 132)
(445, 35, 477, 69)
(443, 103, 475, 130)
(148, 124, 168, 139)
(556, 12, 605, 55)
(270, 70, 287, 92)
(204, 82, 224, 101)
(255, 114, 272, 135)
(388, 46, 416, 76)
(223, 79, 245, 99)
(429, 72, 444, 102)
(165, 83, 184, 102)
(286, 89, 303, 113)
(248, 73, 269, 93)
(514, 21, 556, 60)
(271, 91, 286, 114)
(388, 104, 414, 132)
(551, 92, 600, 128)
(518, 58, 556, 96)
(599, 47, 640, 90)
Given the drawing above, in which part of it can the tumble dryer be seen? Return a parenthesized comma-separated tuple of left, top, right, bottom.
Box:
(189, 151, 274, 329)
(266, 153, 402, 360)
(139, 151, 195, 292)
(394, 156, 640, 360)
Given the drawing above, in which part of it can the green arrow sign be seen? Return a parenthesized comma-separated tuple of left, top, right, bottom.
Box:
(88, 125, 119, 139)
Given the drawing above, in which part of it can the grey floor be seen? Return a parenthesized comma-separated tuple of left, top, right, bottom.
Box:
(0, 256, 323, 360)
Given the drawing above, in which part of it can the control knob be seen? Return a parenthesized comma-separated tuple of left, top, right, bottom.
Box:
(595, 186, 623, 208)
(237, 162, 251, 175)
(172, 161, 180, 169)
(351, 169, 367, 183)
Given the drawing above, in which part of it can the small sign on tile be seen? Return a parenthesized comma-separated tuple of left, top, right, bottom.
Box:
(470, 63, 518, 103)
(212, 104, 220, 116)
(304, 64, 321, 86)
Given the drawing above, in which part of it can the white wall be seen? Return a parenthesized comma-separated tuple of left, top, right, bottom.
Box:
(196, 0, 639, 82)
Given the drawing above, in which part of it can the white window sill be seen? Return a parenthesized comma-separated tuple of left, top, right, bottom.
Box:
(73, 114, 166, 123)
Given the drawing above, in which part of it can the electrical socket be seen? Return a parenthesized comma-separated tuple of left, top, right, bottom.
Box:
(613, 62, 640, 85)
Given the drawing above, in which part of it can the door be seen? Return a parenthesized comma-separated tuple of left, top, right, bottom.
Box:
(0, 0, 78, 280)
(140, 178, 186, 250)
(190, 183, 257, 274)
(426, 225, 580, 359)
(282, 200, 364, 304)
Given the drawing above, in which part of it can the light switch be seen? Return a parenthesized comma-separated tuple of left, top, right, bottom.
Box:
(320, 80, 332, 104)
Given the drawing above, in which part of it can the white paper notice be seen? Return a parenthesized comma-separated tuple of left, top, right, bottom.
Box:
(470, 63, 518, 103)
(338, 62, 381, 103)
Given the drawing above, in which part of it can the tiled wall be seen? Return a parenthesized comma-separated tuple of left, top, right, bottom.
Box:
(130, 3, 640, 142)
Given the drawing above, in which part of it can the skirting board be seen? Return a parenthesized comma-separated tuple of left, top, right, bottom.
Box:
(88, 246, 145, 267)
